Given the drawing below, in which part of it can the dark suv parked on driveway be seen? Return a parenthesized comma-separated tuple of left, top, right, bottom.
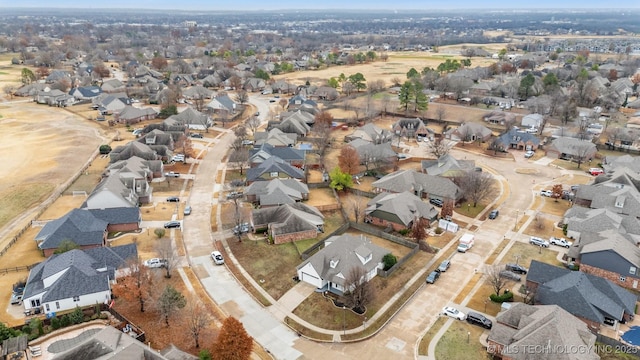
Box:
(505, 263, 528, 274)
(466, 311, 493, 329)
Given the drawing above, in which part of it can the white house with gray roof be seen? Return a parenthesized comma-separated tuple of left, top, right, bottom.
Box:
(365, 191, 439, 230)
(22, 244, 137, 314)
(244, 178, 309, 207)
(296, 234, 388, 294)
(254, 128, 298, 148)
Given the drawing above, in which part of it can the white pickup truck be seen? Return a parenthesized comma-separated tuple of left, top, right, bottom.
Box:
(457, 233, 475, 253)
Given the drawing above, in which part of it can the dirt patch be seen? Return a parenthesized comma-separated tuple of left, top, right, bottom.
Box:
(306, 188, 337, 207)
(515, 168, 540, 175)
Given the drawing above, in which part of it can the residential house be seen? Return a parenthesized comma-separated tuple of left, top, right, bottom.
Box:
(182, 85, 214, 100)
(487, 303, 599, 360)
(365, 191, 439, 230)
(272, 79, 295, 94)
(521, 113, 544, 129)
(603, 155, 640, 174)
(296, 234, 388, 294)
(252, 203, 324, 244)
(421, 154, 476, 178)
(545, 137, 597, 161)
(254, 128, 298, 148)
(110, 141, 164, 163)
(45, 70, 72, 84)
(526, 260, 636, 331)
(22, 244, 137, 315)
(14, 83, 46, 97)
(85, 207, 141, 233)
(49, 326, 187, 360)
(95, 94, 132, 115)
(101, 155, 159, 203)
(100, 79, 126, 93)
(168, 107, 212, 131)
(113, 105, 157, 125)
(288, 94, 318, 112)
(562, 207, 640, 242)
(346, 139, 397, 167)
(69, 86, 102, 101)
(243, 77, 266, 92)
(444, 122, 492, 142)
(35, 89, 75, 107)
(34, 209, 108, 257)
(483, 110, 517, 125)
(206, 94, 237, 115)
(572, 171, 640, 218)
(565, 228, 640, 291)
(494, 128, 541, 151)
(245, 178, 309, 207)
(311, 86, 339, 101)
(138, 129, 175, 148)
(344, 123, 393, 144)
(270, 112, 313, 137)
(391, 118, 430, 139)
(170, 74, 195, 87)
(469, 82, 493, 97)
(246, 156, 305, 184)
(372, 169, 463, 204)
(249, 143, 305, 167)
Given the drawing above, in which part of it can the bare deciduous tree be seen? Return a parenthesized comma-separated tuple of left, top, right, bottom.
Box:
(155, 238, 180, 279)
(534, 212, 545, 230)
(573, 140, 595, 169)
(426, 138, 452, 158)
(235, 90, 249, 105)
(435, 106, 447, 122)
(484, 265, 509, 296)
(459, 170, 495, 207)
(347, 196, 368, 223)
(183, 298, 209, 348)
(246, 116, 261, 135)
(344, 266, 374, 312)
(229, 148, 250, 175)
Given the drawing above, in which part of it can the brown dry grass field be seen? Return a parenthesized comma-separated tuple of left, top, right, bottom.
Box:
(274, 51, 498, 88)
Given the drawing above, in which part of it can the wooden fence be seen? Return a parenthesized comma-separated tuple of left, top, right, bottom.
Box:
(107, 307, 146, 343)
(0, 263, 41, 275)
(595, 333, 640, 359)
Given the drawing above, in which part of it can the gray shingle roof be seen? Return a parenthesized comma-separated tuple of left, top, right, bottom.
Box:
(372, 169, 462, 200)
(296, 234, 388, 287)
(245, 178, 308, 206)
(366, 191, 439, 226)
(252, 203, 323, 235)
(421, 154, 476, 176)
(23, 244, 136, 303)
(250, 143, 305, 163)
(488, 304, 599, 360)
(529, 260, 636, 323)
(87, 207, 141, 225)
(548, 137, 597, 157)
(35, 209, 107, 250)
(246, 156, 305, 182)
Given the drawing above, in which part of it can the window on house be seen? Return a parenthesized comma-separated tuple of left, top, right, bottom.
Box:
(55, 302, 60, 309)
(631, 267, 637, 275)
(45, 304, 50, 312)
(73, 296, 80, 302)
(620, 275, 626, 282)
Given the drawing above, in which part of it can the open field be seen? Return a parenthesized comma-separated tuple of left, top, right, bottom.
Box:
(273, 52, 499, 88)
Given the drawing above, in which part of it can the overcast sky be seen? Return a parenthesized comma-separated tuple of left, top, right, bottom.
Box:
(4, 1, 639, 11)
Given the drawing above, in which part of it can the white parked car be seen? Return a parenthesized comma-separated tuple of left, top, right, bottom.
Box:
(530, 236, 550, 248)
(550, 237, 572, 248)
(442, 306, 466, 320)
(540, 190, 553, 197)
(524, 150, 535, 158)
(211, 251, 224, 265)
(143, 258, 166, 268)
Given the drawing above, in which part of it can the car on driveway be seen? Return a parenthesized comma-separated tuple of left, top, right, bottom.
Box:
(550, 237, 572, 248)
(429, 198, 444, 207)
(524, 150, 535, 158)
(437, 260, 451, 272)
(499, 270, 522, 282)
(488, 210, 499, 219)
(466, 311, 493, 329)
(442, 306, 466, 320)
(426, 271, 440, 284)
(166, 196, 180, 202)
(529, 236, 550, 248)
(190, 133, 203, 138)
(211, 251, 224, 265)
(233, 223, 250, 235)
(505, 263, 528, 274)
(165, 171, 180, 178)
(143, 258, 166, 268)
(226, 191, 243, 200)
(183, 206, 192, 216)
(589, 168, 604, 176)
(164, 220, 181, 229)
(10, 293, 23, 305)
(540, 190, 553, 197)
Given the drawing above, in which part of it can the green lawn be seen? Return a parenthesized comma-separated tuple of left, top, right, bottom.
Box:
(435, 320, 491, 360)
(454, 201, 486, 218)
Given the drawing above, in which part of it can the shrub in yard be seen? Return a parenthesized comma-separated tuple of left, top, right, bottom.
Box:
(382, 253, 397, 271)
(199, 349, 212, 360)
(69, 307, 83, 325)
(60, 315, 71, 327)
(50, 316, 61, 330)
(399, 229, 410, 236)
(490, 290, 514, 303)
(99, 145, 112, 154)
(434, 227, 443, 235)
(562, 224, 568, 236)
(154, 228, 166, 239)
(21, 325, 31, 335)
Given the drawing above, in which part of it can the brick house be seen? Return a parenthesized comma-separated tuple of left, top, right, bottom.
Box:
(487, 303, 599, 360)
(545, 137, 597, 161)
(526, 260, 636, 333)
(372, 169, 463, 205)
(251, 203, 324, 244)
(35, 209, 108, 257)
(365, 191, 438, 231)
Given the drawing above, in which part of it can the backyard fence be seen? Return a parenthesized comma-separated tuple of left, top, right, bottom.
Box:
(107, 307, 146, 343)
(595, 333, 640, 359)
